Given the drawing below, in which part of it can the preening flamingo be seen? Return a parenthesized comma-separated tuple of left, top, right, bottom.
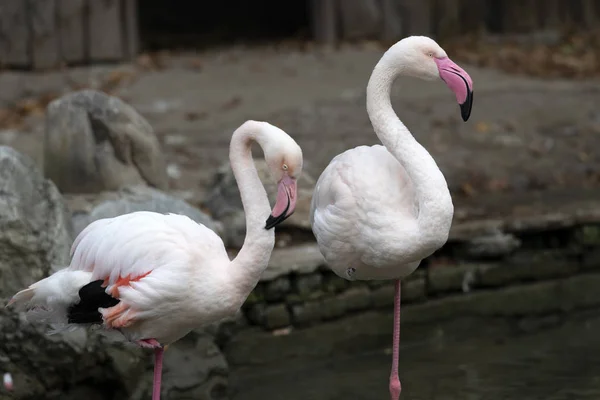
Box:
(309, 36, 474, 399)
(6, 120, 303, 400)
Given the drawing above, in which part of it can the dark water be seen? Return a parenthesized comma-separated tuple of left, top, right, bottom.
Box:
(231, 316, 600, 400)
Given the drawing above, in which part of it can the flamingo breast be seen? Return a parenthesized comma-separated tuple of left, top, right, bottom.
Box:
(310, 145, 422, 280)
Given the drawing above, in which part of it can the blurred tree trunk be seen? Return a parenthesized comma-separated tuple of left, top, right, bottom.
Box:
(310, 0, 339, 46)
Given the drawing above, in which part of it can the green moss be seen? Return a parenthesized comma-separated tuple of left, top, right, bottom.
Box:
(580, 225, 600, 247)
(322, 274, 348, 293)
(245, 289, 264, 305)
(285, 294, 303, 305)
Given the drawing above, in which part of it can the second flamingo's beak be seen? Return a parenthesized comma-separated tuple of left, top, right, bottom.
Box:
(435, 57, 474, 122)
(265, 175, 297, 230)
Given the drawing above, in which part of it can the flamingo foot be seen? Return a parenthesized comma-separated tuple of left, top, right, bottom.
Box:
(389, 376, 401, 400)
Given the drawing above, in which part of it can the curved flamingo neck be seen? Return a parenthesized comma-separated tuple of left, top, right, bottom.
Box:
(228, 121, 276, 297)
(366, 47, 453, 254)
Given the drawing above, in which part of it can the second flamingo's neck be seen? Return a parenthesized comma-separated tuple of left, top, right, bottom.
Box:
(366, 48, 453, 255)
(228, 122, 276, 298)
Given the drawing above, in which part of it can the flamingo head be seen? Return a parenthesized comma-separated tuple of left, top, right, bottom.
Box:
(263, 127, 303, 230)
(393, 36, 474, 121)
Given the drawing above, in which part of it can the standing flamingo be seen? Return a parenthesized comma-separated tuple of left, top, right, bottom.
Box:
(309, 36, 473, 399)
(6, 120, 303, 400)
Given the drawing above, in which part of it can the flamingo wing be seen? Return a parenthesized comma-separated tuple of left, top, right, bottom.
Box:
(311, 145, 418, 272)
(67, 211, 228, 327)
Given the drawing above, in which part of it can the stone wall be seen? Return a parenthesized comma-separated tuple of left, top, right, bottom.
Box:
(222, 223, 600, 368)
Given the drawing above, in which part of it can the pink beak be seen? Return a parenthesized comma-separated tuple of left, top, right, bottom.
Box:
(265, 175, 297, 229)
(434, 57, 474, 121)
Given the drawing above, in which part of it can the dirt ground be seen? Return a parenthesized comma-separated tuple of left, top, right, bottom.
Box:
(2, 42, 600, 225)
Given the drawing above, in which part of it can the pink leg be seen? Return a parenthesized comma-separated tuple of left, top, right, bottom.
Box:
(389, 280, 401, 399)
(152, 347, 164, 400)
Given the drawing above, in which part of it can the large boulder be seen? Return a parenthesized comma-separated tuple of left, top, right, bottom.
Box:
(0, 146, 73, 296)
(44, 90, 168, 194)
(0, 310, 138, 400)
(202, 160, 316, 248)
(65, 186, 223, 238)
(0, 146, 131, 399)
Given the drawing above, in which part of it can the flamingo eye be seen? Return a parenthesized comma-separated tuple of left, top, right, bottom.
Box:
(282, 164, 288, 171)
(427, 52, 434, 57)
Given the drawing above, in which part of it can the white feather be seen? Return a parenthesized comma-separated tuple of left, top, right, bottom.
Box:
(8, 270, 92, 330)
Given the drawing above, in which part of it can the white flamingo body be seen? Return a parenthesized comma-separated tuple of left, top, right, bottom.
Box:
(311, 144, 422, 280)
(8, 120, 304, 399)
(309, 36, 473, 399)
(69, 211, 234, 344)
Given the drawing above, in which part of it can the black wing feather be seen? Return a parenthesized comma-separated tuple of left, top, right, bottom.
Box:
(67, 280, 120, 324)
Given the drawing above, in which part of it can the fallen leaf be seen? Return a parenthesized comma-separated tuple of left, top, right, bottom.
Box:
(185, 111, 208, 121)
(475, 121, 490, 133)
(460, 182, 477, 197)
(220, 96, 242, 112)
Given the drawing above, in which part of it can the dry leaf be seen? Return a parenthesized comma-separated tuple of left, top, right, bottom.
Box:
(185, 111, 208, 121)
(220, 96, 242, 112)
(475, 121, 490, 133)
(460, 182, 476, 197)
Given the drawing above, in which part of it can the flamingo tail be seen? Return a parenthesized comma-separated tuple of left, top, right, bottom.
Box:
(6, 269, 94, 333)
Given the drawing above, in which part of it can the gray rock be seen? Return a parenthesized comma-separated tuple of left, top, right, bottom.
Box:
(583, 248, 600, 270)
(371, 284, 395, 308)
(323, 272, 349, 293)
(264, 304, 291, 330)
(295, 274, 323, 296)
(246, 304, 267, 326)
(320, 296, 346, 320)
(477, 250, 578, 287)
(337, 286, 371, 312)
(202, 160, 316, 248)
(428, 264, 478, 295)
(65, 186, 223, 238)
(0, 146, 73, 297)
(462, 231, 522, 259)
(402, 278, 427, 302)
(0, 310, 136, 400)
(261, 244, 325, 281)
(339, 0, 382, 40)
(578, 225, 600, 247)
(290, 301, 322, 327)
(264, 277, 291, 302)
(0, 149, 146, 400)
(44, 90, 168, 194)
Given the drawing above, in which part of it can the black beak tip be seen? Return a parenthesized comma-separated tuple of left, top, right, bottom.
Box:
(265, 215, 278, 230)
(265, 214, 288, 230)
(265, 195, 293, 230)
(460, 90, 473, 122)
